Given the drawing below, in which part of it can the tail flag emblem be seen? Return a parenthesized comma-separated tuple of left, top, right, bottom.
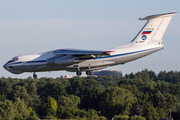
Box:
(142, 31, 152, 34)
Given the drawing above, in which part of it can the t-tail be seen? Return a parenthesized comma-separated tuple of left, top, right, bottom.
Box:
(131, 12, 176, 45)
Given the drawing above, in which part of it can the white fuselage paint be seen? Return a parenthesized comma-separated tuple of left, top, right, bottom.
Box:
(4, 43, 164, 74)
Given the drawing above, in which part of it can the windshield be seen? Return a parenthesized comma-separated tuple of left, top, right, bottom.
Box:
(7, 57, 18, 63)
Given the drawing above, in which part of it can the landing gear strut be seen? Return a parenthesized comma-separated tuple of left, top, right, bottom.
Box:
(74, 65, 82, 76)
(33, 72, 37, 79)
(86, 64, 92, 75)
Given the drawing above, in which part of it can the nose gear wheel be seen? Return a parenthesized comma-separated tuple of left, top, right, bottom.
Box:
(33, 72, 37, 79)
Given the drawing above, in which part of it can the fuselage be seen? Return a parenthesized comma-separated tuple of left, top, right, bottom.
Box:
(3, 43, 164, 74)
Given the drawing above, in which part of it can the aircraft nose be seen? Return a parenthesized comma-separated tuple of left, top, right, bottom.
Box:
(3, 63, 7, 70)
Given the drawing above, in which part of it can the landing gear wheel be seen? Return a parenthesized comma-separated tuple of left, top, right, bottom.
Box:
(86, 70, 91, 75)
(76, 71, 82, 76)
(33, 73, 37, 79)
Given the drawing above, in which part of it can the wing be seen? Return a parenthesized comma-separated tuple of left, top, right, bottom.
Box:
(53, 48, 114, 59)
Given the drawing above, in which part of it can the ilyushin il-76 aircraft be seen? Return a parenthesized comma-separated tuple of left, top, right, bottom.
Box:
(3, 12, 176, 79)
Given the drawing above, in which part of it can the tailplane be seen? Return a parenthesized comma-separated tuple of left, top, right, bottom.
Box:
(131, 12, 176, 45)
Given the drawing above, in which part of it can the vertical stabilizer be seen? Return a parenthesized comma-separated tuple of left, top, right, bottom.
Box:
(131, 12, 176, 45)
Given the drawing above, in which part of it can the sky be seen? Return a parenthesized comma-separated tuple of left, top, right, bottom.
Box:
(0, 0, 180, 78)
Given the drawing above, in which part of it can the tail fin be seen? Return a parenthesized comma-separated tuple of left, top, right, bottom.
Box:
(131, 12, 176, 45)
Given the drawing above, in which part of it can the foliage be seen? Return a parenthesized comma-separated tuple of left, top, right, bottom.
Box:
(143, 103, 158, 120)
(132, 105, 143, 116)
(156, 108, 166, 118)
(0, 98, 30, 120)
(27, 110, 40, 120)
(1, 69, 180, 119)
(130, 115, 146, 120)
(87, 109, 99, 120)
(98, 116, 107, 120)
(14, 98, 29, 119)
(47, 98, 57, 117)
(114, 114, 130, 120)
(0, 99, 16, 120)
(99, 86, 137, 117)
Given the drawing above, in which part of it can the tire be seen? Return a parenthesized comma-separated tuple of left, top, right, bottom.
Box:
(76, 71, 82, 76)
(86, 70, 91, 75)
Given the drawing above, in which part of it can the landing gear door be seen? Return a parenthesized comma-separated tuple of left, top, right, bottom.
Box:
(31, 61, 37, 69)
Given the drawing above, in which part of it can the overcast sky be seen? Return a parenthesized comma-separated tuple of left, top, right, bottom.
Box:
(0, 0, 180, 78)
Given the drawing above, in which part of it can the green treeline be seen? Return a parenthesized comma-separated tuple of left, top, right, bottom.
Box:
(1, 69, 180, 120)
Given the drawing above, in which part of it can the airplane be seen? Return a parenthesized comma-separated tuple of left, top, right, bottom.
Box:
(3, 12, 176, 79)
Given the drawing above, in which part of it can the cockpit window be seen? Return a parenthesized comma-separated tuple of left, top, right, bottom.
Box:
(7, 57, 18, 63)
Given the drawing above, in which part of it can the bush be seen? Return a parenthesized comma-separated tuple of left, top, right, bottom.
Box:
(130, 115, 146, 120)
(114, 115, 130, 120)
(98, 116, 107, 120)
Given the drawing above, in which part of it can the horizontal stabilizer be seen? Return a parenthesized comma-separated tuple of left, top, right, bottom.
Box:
(139, 12, 176, 20)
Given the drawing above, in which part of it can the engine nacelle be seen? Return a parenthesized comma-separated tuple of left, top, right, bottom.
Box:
(47, 55, 78, 65)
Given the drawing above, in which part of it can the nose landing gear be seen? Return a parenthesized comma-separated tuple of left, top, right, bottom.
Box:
(33, 72, 37, 79)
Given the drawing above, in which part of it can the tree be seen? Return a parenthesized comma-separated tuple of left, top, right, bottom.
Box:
(67, 79, 103, 110)
(114, 114, 130, 120)
(14, 98, 29, 120)
(69, 95, 80, 108)
(0, 99, 16, 120)
(158, 71, 166, 80)
(0, 80, 12, 100)
(99, 86, 137, 117)
(141, 69, 149, 82)
(156, 108, 166, 118)
(57, 95, 82, 119)
(52, 82, 66, 100)
(0, 98, 31, 120)
(151, 90, 166, 109)
(87, 109, 99, 120)
(164, 93, 178, 118)
(148, 70, 156, 80)
(11, 85, 31, 104)
(130, 115, 146, 120)
(47, 98, 57, 117)
(27, 83, 38, 98)
(143, 103, 158, 120)
(132, 104, 143, 116)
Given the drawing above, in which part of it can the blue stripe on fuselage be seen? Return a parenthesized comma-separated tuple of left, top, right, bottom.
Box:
(9, 60, 47, 65)
(8, 62, 23, 65)
(27, 60, 47, 63)
(95, 47, 162, 60)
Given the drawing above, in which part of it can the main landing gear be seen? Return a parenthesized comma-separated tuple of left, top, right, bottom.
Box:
(76, 71, 82, 76)
(76, 70, 92, 76)
(75, 64, 92, 76)
(86, 70, 91, 75)
(33, 72, 37, 79)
